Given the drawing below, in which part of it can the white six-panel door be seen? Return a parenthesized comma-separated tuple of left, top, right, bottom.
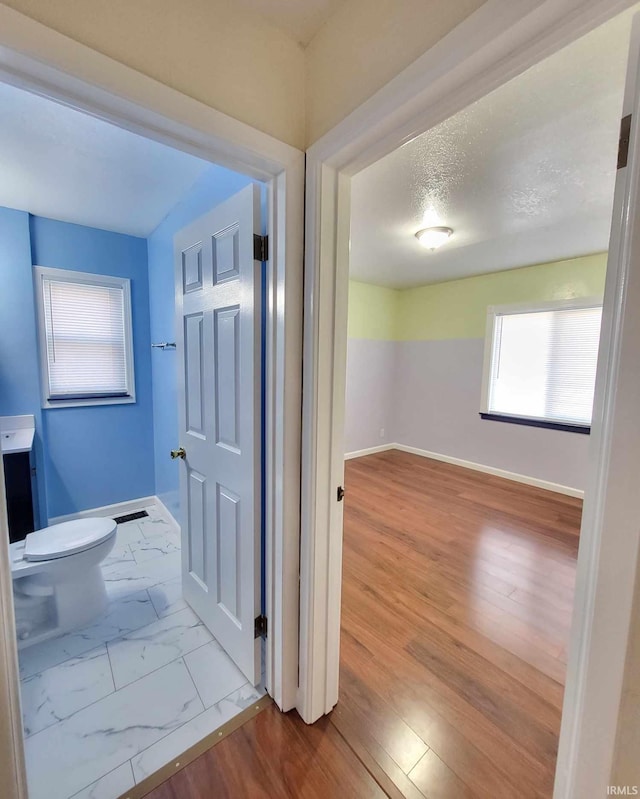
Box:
(174, 184, 262, 684)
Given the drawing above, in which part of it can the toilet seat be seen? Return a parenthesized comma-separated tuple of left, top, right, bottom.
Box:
(24, 518, 117, 562)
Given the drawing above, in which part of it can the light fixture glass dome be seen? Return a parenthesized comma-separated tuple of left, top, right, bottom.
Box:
(415, 226, 453, 250)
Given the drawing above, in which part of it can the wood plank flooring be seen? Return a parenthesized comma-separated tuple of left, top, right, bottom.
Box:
(144, 451, 581, 799)
(143, 704, 386, 799)
(336, 451, 581, 798)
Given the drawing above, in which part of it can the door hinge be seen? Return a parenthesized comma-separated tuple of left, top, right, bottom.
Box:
(254, 614, 268, 639)
(618, 114, 632, 170)
(253, 234, 268, 262)
(337, 485, 345, 502)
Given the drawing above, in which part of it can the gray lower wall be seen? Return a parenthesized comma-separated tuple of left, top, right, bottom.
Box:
(345, 339, 396, 454)
(345, 337, 591, 490)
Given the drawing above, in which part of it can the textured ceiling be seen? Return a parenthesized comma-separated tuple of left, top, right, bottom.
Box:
(349, 9, 636, 289)
(0, 82, 211, 237)
(233, 0, 347, 46)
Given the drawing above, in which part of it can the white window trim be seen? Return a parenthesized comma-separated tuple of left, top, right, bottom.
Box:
(33, 266, 136, 409)
(479, 296, 604, 425)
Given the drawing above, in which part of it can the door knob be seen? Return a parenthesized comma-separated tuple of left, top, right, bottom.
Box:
(170, 447, 186, 460)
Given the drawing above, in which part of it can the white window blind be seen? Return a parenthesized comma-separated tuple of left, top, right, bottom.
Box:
(40, 273, 133, 402)
(484, 303, 602, 427)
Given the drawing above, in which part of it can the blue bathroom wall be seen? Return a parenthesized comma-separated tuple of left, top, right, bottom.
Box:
(0, 207, 48, 525)
(147, 165, 254, 521)
(2, 168, 258, 525)
(30, 217, 155, 519)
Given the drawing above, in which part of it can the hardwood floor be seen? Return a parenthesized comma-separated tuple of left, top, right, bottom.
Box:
(143, 704, 386, 799)
(336, 450, 581, 798)
(144, 451, 581, 799)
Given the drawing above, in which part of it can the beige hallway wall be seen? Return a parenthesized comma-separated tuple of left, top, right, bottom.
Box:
(0, 0, 306, 149)
(1, 0, 490, 148)
(305, 0, 486, 143)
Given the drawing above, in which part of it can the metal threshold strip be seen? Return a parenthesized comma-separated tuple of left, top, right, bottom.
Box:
(118, 696, 272, 799)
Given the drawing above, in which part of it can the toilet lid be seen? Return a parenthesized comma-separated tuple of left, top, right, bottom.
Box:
(24, 518, 117, 562)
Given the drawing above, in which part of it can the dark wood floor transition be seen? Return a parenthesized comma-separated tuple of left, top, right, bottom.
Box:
(146, 451, 581, 799)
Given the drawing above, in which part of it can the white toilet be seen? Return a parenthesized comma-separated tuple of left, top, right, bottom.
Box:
(10, 518, 117, 646)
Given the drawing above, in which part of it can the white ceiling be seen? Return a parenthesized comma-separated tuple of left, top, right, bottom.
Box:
(234, 0, 346, 46)
(0, 82, 212, 238)
(349, 9, 636, 289)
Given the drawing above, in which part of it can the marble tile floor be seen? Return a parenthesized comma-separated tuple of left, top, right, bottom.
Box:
(18, 505, 264, 799)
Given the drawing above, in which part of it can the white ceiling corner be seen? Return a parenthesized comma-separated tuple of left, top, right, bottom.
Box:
(349, 8, 638, 289)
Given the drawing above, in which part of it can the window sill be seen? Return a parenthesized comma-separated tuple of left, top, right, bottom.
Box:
(479, 413, 590, 435)
(42, 395, 136, 410)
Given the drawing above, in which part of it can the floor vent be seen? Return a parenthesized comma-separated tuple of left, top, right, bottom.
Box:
(112, 510, 149, 524)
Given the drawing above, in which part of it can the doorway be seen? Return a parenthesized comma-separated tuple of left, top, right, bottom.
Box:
(339, 10, 628, 792)
(0, 80, 265, 799)
(300, 2, 640, 798)
(0, 34, 303, 798)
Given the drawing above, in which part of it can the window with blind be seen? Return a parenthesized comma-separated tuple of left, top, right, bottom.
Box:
(480, 299, 602, 432)
(34, 267, 135, 408)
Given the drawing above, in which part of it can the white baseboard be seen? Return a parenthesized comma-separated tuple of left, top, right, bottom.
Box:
(345, 442, 583, 498)
(49, 494, 181, 539)
(344, 443, 396, 460)
(153, 495, 181, 533)
(393, 443, 584, 499)
(48, 495, 158, 526)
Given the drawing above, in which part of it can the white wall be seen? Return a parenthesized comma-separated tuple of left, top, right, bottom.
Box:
(344, 339, 395, 454)
(612, 547, 640, 787)
(392, 339, 591, 490)
(344, 337, 591, 490)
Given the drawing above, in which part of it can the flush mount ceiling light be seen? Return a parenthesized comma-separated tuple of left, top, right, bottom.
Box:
(415, 226, 453, 250)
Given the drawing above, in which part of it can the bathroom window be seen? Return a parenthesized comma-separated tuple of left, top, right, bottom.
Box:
(34, 267, 135, 408)
(480, 297, 602, 432)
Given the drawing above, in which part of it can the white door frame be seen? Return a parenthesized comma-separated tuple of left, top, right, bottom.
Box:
(0, 7, 303, 798)
(299, 2, 640, 798)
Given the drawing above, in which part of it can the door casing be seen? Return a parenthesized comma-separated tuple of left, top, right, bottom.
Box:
(0, 8, 304, 798)
(299, 4, 640, 799)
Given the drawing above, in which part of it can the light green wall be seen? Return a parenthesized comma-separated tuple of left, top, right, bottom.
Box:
(349, 253, 608, 341)
(348, 280, 399, 339)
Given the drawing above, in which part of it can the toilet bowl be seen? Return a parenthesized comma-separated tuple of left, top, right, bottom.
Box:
(10, 517, 117, 644)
